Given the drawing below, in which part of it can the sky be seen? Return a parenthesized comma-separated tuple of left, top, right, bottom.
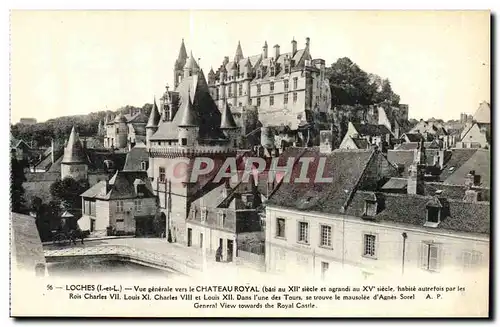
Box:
(10, 10, 490, 123)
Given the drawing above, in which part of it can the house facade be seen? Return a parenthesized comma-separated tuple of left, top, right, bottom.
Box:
(79, 170, 157, 236)
(104, 108, 149, 149)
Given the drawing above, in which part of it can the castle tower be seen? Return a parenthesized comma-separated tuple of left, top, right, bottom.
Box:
(262, 41, 268, 59)
(174, 39, 188, 88)
(407, 139, 426, 195)
(207, 67, 216, 85)
(114, 113, 128, 149)
(220, 101, 240, 148)
(183, 51, 200, 78)
(234, 41, 244, 62)
(61, 126, 88, 181)
(146, 98, 161, 148)
(177, 89, 199, 148)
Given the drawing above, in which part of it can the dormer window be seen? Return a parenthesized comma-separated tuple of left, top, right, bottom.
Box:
(201, 207, 207, 222)
(217, 211, 226, 228)
(140, 161, 148, 171)
(424, 198, 442, 227)
(364, 200, 377, 217)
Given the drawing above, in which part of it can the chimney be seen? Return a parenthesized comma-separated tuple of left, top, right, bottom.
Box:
(305, 37, 310, 49)
(407, 163, 424, 195)
(262, 41, 268, 59)
(291, 38, 297, 56)
(274, 44, 280, 59)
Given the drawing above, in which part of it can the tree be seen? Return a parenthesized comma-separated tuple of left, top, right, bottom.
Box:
(50, 177, 89, 211)
(10, 155, 26, 213)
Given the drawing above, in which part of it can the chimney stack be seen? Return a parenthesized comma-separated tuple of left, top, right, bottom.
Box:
(465, 170, 479, 188)
(291, 38, 297, 56)
(274, 44, 280, 59)
(305, 37, 310, 49)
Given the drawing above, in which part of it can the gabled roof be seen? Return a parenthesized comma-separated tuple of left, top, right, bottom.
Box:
(81, 170, 155, 200)
(61, 127, 87, 164)
(402, 133, 424, 142)
(351, 137, 370, 149)
(473, 101, 490, 123)
(267, 147, 376, 214)
(395, 140, 439, 150)
(151, 71, 227, 141)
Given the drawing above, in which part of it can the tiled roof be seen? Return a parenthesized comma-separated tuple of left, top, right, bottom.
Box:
(123, 146, 149, 171)
(127, 111, 149, 124)
(81, 170, 155, 200)
(381, 177, 408, 190)
(439, 148, 479, 181)
(267, 147, 376, 214)
(473, 101, 490, 123)
(351, 137, 370, 149)
(352, 123, 392, 136)
(444, 149, 490, 187)
(395, 141, 439, 150)
(151, 71, 227, 141)
(345, 191, 490, 235)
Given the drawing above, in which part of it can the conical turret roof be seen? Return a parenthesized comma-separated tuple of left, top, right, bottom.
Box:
(146, 98, 161, 128)
(184, 51, 200, 70)
(178, 90, 198, 127)
(177, 38, 188, 61)
(234, 41, 244, 62)
(61, 126, 87, 164)
(220, 102, 238, 129)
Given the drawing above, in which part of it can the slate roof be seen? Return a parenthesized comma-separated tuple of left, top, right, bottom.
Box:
(146, 99, 161, 128)
(395, 141, 439, 150)
(151, 71, 227, 141)
(352, 123, 392, 136)
(123, 143, 149, 171)
(267, 147, 376, 214)
(438, 148, 479, 181)
(81, 170, 155, 200)
(345, 191, 490, 235)
(351, 137, 370, 149)
(444, 149, 490, 187)
(220, 101, 238, 129)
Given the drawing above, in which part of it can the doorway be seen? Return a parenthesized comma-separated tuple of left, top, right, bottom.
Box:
(187, 228, 192, 247)
(90, 219, 95, 233)
(227, 239, 234, 262)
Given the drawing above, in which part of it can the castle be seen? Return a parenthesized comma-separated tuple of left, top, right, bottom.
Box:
(103, 107, 149, 149)
(173, 38, 332, 148)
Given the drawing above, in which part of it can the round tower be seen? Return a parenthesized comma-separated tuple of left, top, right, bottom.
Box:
(146, 97, 161, 148)
(177, 90, 199, 148)
(61, 126, 88, 181)
(114, 113, 128, 148)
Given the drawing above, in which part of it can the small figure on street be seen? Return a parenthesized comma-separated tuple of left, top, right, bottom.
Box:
(215, 246, 222, 262)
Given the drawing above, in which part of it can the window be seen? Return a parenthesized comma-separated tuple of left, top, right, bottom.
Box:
(293, 77, 298, 89)
(270, 67, 275, 76)
(238, 102, 242, 107)
(270, 82, 274, 93)
(116, 128, 119, 134)
(284, 80, 289, 92)
(298, 221, 309, 244)
(116, 200, 124, 213)
(134, 200, 142, 212)
(364, 200, 377, 217)
(426, 206, 440, 225)
(270, 96, 274, 106)
(285, 66, 290, 74)
(321, 262, 329, 280)
(320, 225, 332, 247)
(421, 242, 440, 272)
(276, 218, 285, 238)
(462, 250, 482, 270)
(159, 167, 166, 182)
(201, 207, 207, 222)
(363, 234, 376, 258)
(257, 85, 261, 95)
(140, 161, 148, 171)
(238, 84, 243, 96)
(228, 85, 232, 97)
(257, 98, 261, 106)
(181, 138, 187, 146)
(284, 94, 288, 104)
(249, 98, 252, 105)
(293, 92, 297, 103)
